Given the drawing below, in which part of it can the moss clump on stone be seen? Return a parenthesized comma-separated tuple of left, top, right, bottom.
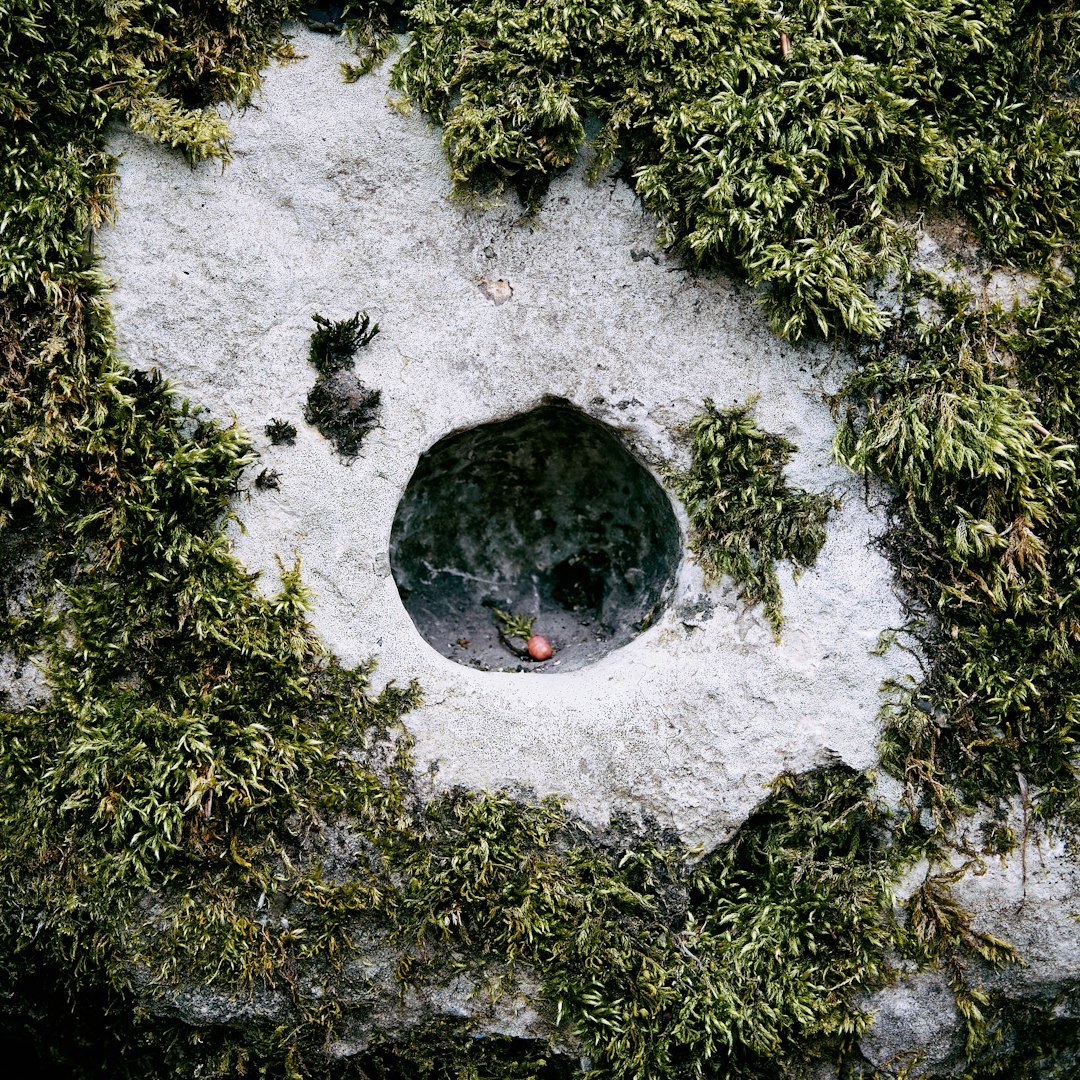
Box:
(0, 286, 421, 1068)
(835, 273, 1080, 829)
(304, 375, 382, 456)
(954, 1001, 1080, 1079)
(678, 398, 834, 638)
(391, 769, 909, 1080)
(265, 417, 298, 444)
(1, 0, 305, 302)
(389, 0, 1079, 340)
(304, 311, 383, 456)
(2, 0, 1080, 1076)
(308, 310, 380, 375)
(353, 1032, 580, 1080)
(338, 0, 403, 79)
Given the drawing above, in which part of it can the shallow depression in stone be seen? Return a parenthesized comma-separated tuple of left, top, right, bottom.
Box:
(389, 404, 682, 672)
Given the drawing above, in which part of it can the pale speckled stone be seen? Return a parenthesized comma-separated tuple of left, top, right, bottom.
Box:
(0, 653, 49, 710)
(951, 820, 1080, 1003)
(88, 24, 1080, 1066)
(98, 27, 916, 854)
(856, 812, 1080, 1075)
(859, 970, 966, 1075)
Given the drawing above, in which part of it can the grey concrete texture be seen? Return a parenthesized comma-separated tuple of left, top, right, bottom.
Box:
(859, 970, 966, 1075)
(858, 810, 1080, 1076)
(951, 822, 1080, 1008)
(100, 28, 914, 853)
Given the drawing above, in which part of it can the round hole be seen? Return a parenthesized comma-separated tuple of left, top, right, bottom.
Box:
(389, 404, 681, 672)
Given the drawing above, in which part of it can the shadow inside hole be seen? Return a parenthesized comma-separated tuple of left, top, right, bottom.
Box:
(389, 404, 681, 672)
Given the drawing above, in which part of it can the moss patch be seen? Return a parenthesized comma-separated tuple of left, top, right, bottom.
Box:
(677, 398, 834, 638)
(388, 0, 1079, 340)
(2, 0, 1080, 1077)
(835, 274, 1080, 827)
(304, 311, 383, 456)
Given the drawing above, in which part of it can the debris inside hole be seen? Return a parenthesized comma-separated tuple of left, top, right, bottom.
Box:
(551, 550, 612, 612)
(389, 404, 681, 672)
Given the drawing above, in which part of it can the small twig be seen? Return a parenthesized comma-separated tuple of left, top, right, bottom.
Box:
(497, 632, 531, 659)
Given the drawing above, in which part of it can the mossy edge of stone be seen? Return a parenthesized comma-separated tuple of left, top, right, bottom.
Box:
(677, 397, 835, 640)
(1, 1, 1079, 1077)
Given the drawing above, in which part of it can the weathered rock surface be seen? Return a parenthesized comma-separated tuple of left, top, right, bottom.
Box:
(951, 822, 1080, 1014)
(93, 24, 1080, 1072)
(0, 653, 49, 711)
(859, 970, 967, 1075)
(101, 27, 912, 854)
(851, 815, 1080, 1076)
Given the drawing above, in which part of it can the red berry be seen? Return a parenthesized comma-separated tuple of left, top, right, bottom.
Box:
(527, 634, 553, 661)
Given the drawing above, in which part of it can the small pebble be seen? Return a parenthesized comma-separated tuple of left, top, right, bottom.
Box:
(479, 278, 514, 305)
(527, 635, 553, 661)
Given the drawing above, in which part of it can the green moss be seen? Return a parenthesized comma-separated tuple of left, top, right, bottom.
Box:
(956, 1000, 1080, 1080)
(308, 311, 380, 376)
(834, 273, 1080, 826)
(340, 0, 402, 80)
(1, 1, 305, 298)
(353, 1032, 580, 1080)
(266, 418, 299, 445)
(2, 1, 1079, 1076)
(493, 608, 536, 640)
(303, 312, 383, 456)
(678, 398, 834, 638)
(391, 769, 906, 1080)
(389, 0, 1080, 341)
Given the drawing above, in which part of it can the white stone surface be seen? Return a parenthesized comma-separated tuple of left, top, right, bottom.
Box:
(952, 821, 1080, 1003)
(855, 807, 1080, 1075)
(859, 970, 965, 1075)
(0, 653, 49, 711)
(99, 27, 916, 852)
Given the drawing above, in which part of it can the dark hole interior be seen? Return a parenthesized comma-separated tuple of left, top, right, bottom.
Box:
(389, 404, 682, 672)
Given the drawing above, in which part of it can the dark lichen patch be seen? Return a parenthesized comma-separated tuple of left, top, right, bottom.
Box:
(305, 370, 382, 456)
(677, 398, 834, 639)
(304, 311, 383, 456)
(265, 417, 298, 445)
